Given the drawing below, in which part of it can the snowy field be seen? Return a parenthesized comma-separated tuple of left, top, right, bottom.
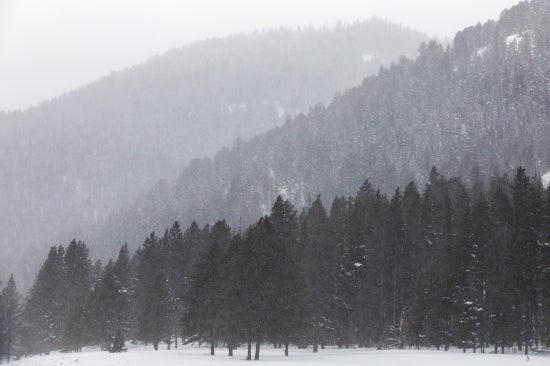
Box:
(12, 345, 549, 366)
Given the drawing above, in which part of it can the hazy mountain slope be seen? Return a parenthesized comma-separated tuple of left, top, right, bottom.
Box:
(93, 0, 550, 259)
(0, 20, 427, 287)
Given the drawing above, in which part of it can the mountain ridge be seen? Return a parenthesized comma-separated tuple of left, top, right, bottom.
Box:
(0, 20, 428, 289)
(90, 0, 550, 260)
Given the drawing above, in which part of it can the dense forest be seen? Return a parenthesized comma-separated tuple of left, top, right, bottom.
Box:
(92, 0, 550, 265)
(0, 20, 427, 290)
(2, 166, 550, 361)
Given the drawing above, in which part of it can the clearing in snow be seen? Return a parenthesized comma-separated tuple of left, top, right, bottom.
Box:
(12, 346, 548, 366)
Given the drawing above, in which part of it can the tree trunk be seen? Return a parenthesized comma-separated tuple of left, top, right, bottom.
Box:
(153, 341, 159, 351)
(228, 346, 233, 356)
(524, 341, 528, 355)
(285, 343, 289, 356)
(247, 339, 252, 360)
(211, 339, 215, 355)
(175, 330, 178, 348)
(7, 324, 11, 362)
(255, 341, 260, 360)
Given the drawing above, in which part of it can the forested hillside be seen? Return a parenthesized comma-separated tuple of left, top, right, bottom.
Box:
(10, 166, 550, 359)
(93, 0, 550, 260)
(0, 21, 427, 287)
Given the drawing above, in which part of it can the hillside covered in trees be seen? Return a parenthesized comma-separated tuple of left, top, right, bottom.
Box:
(4, 165, 550, 360)
(91, 0, 550, 262)
(0, 20, 427, 289)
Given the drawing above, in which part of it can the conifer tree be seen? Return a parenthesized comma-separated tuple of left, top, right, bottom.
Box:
(182, 241, 227, 355)
(62, 304, 88, 352)
(268, 199, 307, 356)
(1, 275, 19, 361)
(0, 280, 4, 361)
(300, 196, 335, 351)
(109, 328, 126, 353)
(20, 246, 66, 354)
(138, 273, 172, 350)
(509, 168, 540, 354)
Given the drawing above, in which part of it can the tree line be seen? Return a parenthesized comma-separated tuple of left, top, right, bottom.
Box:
(3, 166, 550, 361)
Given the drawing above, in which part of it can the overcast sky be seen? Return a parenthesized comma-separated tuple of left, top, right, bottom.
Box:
(0, 0, 522, 112)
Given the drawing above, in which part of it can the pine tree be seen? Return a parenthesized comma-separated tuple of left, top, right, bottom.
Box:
(182, 241, 227, 355)
(138, 273, 172, 350)
(385, 188, 407, 348)
(486, 179, 514, 353)
(20, 246, 66, 354)
(87, 262, 125, 347)
(62, 304, 88, 352)
(0, 280, 4, 361)
(1, 275, 20, 361)
(300, 196, 336, 351)
(540, 184, 550, 346)
(63, 240, 93, 309)
(165, 222, 184, 348)
(509, 168, 540, 354)
(132, 232, 164, 341)
(328, 196, 354, 348)
(453, 203, 483, 352)
(268, 199, 307, 356)
(109, 328, 126, 353)
(226, 219, 275, 360)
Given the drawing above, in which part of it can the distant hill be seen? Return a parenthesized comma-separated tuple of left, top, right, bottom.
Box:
(92, 0, 550, 260)
(0, 20, 427, 288)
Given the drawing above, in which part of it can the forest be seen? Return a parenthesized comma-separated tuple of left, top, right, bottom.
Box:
(1, 165, 550, 361)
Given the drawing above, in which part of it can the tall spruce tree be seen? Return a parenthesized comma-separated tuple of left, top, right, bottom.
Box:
(510, 168, 540, 354)
(1, 275, 20, 361)
(182, 241, 228, 355)
(20, 246, 66, 354)
(138, 273, 172, 350)
(268, 199, 307, 356)
(300, 196, 336, 351)
(0, 280, 4, 361)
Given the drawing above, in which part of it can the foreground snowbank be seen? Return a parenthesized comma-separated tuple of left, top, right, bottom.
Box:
(12, 346, 548, 366)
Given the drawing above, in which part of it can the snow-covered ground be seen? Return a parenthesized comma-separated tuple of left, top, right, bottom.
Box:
(12, 345, 548, 366)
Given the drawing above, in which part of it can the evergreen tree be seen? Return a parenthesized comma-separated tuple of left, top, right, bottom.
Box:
(62, 304, 88, 352)
(486, 179, 514, 353)
(300, 196, 336, 351)
(1, 275, 20, 361)
(138, 273, 172, 350)
(400, 182, 424, 347)
(61, 240, 93, 351)
(132, 232, 164, 340)
(0, 280, 4, 361)
(20, 246, 66, 354)
(268, 199, 307, 356)
(328, 196, 354, 348)
(182, 241, 227, 355)
(109, 328, 126, 353)
(226, 219, 274, 360)
(165, 222, 185, 348)
(509, 168, 540, 354)
(87, 261, 127, 348)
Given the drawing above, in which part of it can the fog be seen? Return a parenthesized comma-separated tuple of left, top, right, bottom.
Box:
(0, 0, 521, 111)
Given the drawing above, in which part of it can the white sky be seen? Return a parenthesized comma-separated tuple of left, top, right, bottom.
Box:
(0, 0, 522, 112)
